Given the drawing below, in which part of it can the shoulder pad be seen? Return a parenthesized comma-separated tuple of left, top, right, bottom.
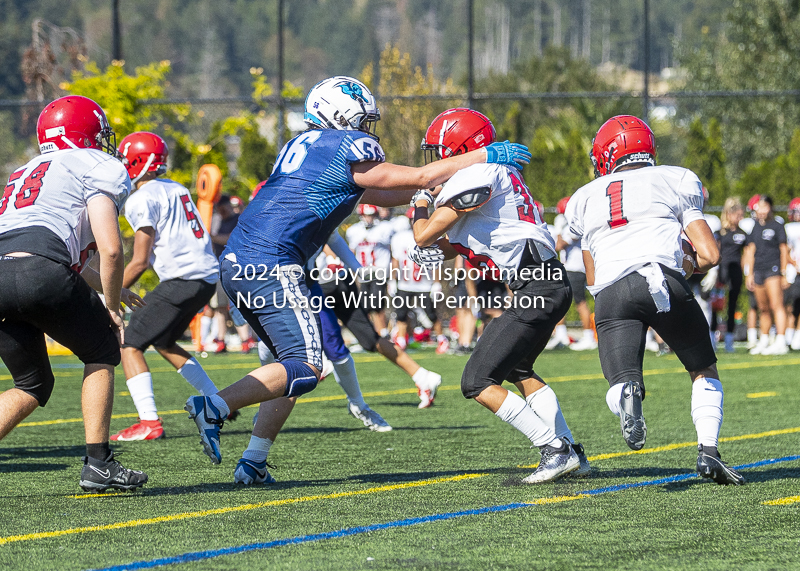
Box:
(449, 186, 492, 211)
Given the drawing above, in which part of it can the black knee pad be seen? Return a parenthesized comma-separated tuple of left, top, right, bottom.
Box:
(460, 357, 501, 399)
(15, 370, 55, 407)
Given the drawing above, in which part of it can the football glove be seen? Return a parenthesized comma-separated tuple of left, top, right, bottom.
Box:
(700, 266, 718, 293)
(409, 245, 444, 269)
(485, 141, 532, 169)
(410, 189, 435, 208)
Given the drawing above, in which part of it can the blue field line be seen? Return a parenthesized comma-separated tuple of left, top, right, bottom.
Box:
(88, 454, 800, 571)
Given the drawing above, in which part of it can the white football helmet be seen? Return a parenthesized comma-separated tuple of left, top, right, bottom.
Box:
(304, 76, 380, 139)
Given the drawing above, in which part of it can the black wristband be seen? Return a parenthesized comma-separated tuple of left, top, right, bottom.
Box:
(413, 205, 429, 223)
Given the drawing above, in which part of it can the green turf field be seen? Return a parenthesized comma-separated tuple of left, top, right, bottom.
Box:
(1, 348, 798, 570)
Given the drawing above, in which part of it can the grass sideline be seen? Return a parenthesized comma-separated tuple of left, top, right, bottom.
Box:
(0, 348, 799, 570)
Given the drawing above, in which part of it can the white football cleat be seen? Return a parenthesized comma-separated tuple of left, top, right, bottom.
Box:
(522, 439, 580, 484)
(569, 337, 597, 351)
(749, 339, 769, 355)
(348, 402, 392, 432)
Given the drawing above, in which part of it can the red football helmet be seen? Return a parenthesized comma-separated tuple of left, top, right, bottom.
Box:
(533, 200, 544, 219)
(421, 108, 496, 163)
(788, 197, 800, 221)
(556, 197, 570, 215)
(37, 95, 116, 155)
(746, 194, 761, 213)
(590, 115, 656, 177)
(119, 132, 169, 183)
(357, 204, 378, 216)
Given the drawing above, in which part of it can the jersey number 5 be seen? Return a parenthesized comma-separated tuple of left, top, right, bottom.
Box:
(180, 195, 205, 239)
(0, 162, 51, 216)
(606, 181, 628, 229)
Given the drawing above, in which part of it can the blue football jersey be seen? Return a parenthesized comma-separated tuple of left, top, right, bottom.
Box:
(226, 129, 385, 267)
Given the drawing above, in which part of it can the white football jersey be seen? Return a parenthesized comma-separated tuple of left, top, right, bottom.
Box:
(345, 219, 393, 269)
(391, 228, 435, 292)
(560, 226, 586, 273)
(124, 179, 218, 283)
(566, 165, 706, 295)
(434, 163, 555, 281)
(786, 222, 800, 267)
(739, 217, 755, 235)
(0, 148, 130, 270)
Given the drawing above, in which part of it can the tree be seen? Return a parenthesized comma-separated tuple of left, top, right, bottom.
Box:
(683, 118, 729, 204)
(680, 0, 800, 177)
(734, 129, 800, 205)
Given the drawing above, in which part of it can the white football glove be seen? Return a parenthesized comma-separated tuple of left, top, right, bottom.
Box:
(409, 245, 444, 269)
(410, 189, 435, 208)
(700, 266, 719, 293)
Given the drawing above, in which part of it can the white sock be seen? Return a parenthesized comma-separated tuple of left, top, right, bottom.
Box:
(495, 391, 559, 448)
(200, 316, 213, 346)
(605, 383, 625, 417)
(127, 372, 158, 421)
(786, 329, 795, 345)
(525, 385, 574, 442)
(178, 357, 218, 396)
(242, 435, 273, 464)
(258, 341, 275, 366)
(412, 367, 429, 386)
(209, 394, 231, 418)
(747, 328, 758, 344)
(774, 334, 787, 348)
(691, 377, 723, 447)
(758, 333, 769, 346)
(582, 329, 594, 341)
(332, 355, 366, 409)
(792, 332, 800, 350)
(555, 324, 569, 343)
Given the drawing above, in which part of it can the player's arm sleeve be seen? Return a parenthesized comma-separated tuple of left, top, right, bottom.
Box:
(675, 171, 706, 229)
(82, 157, 132, 212)
(564, 191, 585, 239)
(346, 133, 386, 165)
(124, 193, 159, 233)
(327, 231, 362, 270)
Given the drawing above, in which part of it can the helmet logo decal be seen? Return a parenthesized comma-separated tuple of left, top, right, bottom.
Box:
(45, 126, 65, 138)
(337, 81, 367, 103)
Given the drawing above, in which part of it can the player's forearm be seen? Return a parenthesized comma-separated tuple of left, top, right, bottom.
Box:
(436, 238, 459, 260)
(122, 261, 148, 289)
(98, 247, 124, 312)
(416, 149, 486, 189)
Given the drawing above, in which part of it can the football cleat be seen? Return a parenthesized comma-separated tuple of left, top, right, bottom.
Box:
(240, 337, 258, 354)
(570, 442, 592, 477)
(348, 402, 392, 432)
(436, 336, 450, 354)
(417, 371, 442, 409)
(545, 336, 568, 350)
(79, 453, 148, 493)
(185, 396, 226, 464)
(110, 418, 164, 441)
(761, 341, 788, 355)
(619, 381, 647, 450)
(697, 445, 745, 485)
(522, 439, 580, 484)
(210, 339, 227, 354)
(234, 458, 276, 485)
(569, 337, 597, 351)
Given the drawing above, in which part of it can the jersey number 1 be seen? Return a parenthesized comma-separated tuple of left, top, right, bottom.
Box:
(0, 162, 51, 216)
(606, 181, 628, 229)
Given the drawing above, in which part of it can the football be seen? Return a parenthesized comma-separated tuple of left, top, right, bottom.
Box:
(681, 238, 698, 278)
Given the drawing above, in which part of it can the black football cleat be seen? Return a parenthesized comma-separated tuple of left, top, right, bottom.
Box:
(619, 381, 647, 450)
(79, 453, 148, 493)
(697, 445, 745, 485)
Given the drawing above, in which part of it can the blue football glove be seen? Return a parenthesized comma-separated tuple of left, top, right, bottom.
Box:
(485, 140, 532, 169)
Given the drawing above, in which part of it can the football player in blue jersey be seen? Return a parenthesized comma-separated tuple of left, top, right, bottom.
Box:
(184, 76, 532, 477)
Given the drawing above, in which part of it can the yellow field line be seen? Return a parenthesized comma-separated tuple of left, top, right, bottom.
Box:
(0, 473, 484, 546)
(525, 494, 587, 505)
(763, 495, 800, 506)
(520, 425, 800, 468)
(747, 392, 777, 399)
(13, 357, 799, 427)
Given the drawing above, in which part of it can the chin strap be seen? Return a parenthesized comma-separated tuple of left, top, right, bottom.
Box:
(131, 153, 155, 184)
